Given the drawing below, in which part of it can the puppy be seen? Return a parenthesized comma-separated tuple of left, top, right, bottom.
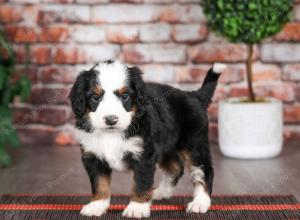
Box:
(69, 60, 226, 218)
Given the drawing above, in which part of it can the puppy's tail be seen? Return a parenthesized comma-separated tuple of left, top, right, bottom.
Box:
(195, 63, 227, 107)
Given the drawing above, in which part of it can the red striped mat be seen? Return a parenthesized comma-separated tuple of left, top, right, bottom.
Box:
(1, 194, 299, 219)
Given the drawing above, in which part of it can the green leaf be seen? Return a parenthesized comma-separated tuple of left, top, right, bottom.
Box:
(0, 66, 8, 90)
(19, 75, 31, 102)
(1, 87, 12, 106)
(0, 146, 11, 167)
(7, 129, 20, 148)
(249, 2, 257, 10)
(202, 0, 294, 44)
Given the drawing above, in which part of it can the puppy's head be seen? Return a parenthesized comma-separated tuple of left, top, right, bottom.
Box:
(69, 61, 146, 133)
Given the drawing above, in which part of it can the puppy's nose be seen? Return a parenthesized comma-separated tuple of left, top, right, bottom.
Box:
(104, 115, 118, 126)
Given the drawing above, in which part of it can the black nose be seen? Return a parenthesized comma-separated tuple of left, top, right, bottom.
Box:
(104, 115, 118, 126)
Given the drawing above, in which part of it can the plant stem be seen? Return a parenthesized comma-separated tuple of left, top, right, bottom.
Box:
(246, 44, 255, 102)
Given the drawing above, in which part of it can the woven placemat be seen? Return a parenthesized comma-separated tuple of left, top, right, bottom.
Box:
(0, 194, 299, 220)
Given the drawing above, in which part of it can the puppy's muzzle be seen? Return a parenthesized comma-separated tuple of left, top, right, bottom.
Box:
(104, 115, 118, 126)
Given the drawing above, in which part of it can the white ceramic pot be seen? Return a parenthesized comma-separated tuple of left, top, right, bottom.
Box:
(218, 97, 283, 159)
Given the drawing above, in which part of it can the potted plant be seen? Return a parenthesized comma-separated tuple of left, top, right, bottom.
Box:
(0, 31, 31, 167)
(202, 1, 294, 159)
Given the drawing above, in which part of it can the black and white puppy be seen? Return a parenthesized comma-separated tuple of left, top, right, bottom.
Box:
(69, 60, 226, 218)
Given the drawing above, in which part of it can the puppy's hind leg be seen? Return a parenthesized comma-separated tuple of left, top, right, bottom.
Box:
(153, 154, 184, 200)
(185, 136, 214, 213)
(186, 165, 212, 213)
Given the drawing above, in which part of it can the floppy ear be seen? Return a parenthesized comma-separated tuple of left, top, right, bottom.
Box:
(128, 66, 148, 115)
(69, 72, 87, 118)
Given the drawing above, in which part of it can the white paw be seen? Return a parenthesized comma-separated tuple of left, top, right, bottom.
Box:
(186, 195, 211, 213)
(80, 199, 110, 217)
(122, 201, 151, 218)
(213, 63, 227, 74)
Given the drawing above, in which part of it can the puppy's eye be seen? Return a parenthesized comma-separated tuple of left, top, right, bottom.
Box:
(121, 93, 129, 102)
(91, 95, 101, 102)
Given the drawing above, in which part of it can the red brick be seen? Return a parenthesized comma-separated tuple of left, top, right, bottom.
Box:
(229, 86, 249, 98)
(14, 106, 70, 126)
(23, 5, 39, 23)
(284, 126, 300, 143)
(159, 5, 205, 23)
(179, 0, 199, 2)
(54, 45, 120, 64)
(284, 104, 300, 123)
(13, 107, 34, 125)
(294, 5, 300, 21)
(111, 0, 142, 3)
(13, 66, 38, 83)
(275, 22, 300, 41)
(140, 65, 175, 83)
(107, 26, 139, 43)
(17, 126, 56, 145)
(122, 44, 186, 64)
(189, 43, 248, 63)
(140, 23, 171, 42)
(54, 47, 86, 64)
(43, 0, 74, 3)
(296, 84, 300, 100)
(31, 46, 52, 64)
(39, 66, 76, 84)
(172, 24, 208, 43)
(5, 26, 37, 43)
(38, 5, 90, 24)
(208, 103, 218, 121)
(92, 5, 160, 23)
(72, 26, 105, 43)
(209, 122, 218, 143)
(34, 107, 70, 126)
(77, 0, 108, 2)
(283, 64, 300, 81)
(0, 5, 23, 22)
(252, 63, 281, 81)
(261, 43, 300, 62)
(10, 0, 41, 3)
(86, 5, 205, 25)
(13, 46, 29, 63)
(213, 86, 227, 102)
(29, 87, 70, 104)
(256, 83, 295, 102)
(39, 26, 69, 42)
(145, 0, 175, 2)
(175, 64, 244, 84)
(229, 83, 295, 102)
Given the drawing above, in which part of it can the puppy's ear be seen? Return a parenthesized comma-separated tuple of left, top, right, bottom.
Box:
(69, 72, 87, 118)
(128, 66, 147, 115)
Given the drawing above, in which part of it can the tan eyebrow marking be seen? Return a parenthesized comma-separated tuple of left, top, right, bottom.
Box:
(92, 85, 103, 96)
(116, 86, 128, 95)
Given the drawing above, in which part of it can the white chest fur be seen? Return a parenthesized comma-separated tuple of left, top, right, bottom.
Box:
(75, 129, 144, 171)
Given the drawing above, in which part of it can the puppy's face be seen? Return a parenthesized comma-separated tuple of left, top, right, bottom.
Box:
(69, 61, 144, 133)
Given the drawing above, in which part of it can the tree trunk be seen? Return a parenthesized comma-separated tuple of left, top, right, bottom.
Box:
(246, 44, 255, 102)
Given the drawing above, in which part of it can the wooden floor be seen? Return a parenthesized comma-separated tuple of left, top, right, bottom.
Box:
(0, 142, 299, 201)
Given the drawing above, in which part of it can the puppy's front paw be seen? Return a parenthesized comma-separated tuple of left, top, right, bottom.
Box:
(122, 201, 151, 218)
(186, 195, 211, 213)
(80, 199, 110, 217)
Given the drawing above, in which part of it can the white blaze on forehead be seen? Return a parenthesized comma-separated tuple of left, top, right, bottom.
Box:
(96, 61, 128, 91)
(89, 61, 133, 131)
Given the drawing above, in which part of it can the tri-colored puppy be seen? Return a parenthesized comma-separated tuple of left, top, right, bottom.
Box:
(69, 60, 226, 218)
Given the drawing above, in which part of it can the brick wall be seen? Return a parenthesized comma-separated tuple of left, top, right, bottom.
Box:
(1, 0, 300, 146)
